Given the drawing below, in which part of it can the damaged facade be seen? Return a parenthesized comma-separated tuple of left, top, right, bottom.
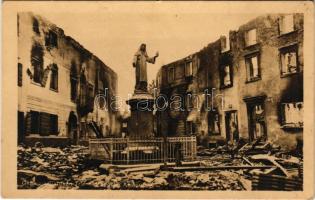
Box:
(17, 12, 119, 146)
(156, 14, 303, 151)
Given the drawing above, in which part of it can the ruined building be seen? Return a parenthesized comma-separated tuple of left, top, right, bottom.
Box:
(17, 13, 119, 146)
(156, 14, 303, 151)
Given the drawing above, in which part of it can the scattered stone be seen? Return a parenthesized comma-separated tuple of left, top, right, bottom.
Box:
(114, 171, 126, 177)
(153, 177, 168, 186)
(129, 173, 143, 181)
(99, 164, 113, 174)
(197, 174, 210, 184)
(37, 183, 57, 189)
(143, 177, 154, 183)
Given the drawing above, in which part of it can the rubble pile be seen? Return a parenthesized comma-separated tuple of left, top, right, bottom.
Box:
(78, 169, 245, 190)
(17, 143, 89, 189)
(17, 138, 303, 190)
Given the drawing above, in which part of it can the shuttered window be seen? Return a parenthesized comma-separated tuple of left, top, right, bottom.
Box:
(25, 111, 58, 136)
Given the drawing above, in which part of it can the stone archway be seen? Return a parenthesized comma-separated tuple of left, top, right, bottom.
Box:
(68, 111, 78, 144)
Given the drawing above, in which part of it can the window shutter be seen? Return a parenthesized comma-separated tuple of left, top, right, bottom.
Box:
(50, 114, 58, 135)
(30, 111, 40, 134)
(25, 112, 32, 134)
(39, 112, 51, 136)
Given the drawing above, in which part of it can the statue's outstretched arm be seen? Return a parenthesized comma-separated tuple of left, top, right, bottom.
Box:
(146, 51, 159, 64)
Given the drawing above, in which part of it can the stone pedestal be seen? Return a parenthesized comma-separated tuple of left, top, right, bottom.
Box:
(126, 91, 155, 139)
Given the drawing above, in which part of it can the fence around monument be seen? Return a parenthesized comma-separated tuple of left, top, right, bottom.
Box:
(89, 136, 197, 164)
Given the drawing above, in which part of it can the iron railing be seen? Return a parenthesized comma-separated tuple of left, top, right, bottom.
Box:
(89, 136, 197, 164)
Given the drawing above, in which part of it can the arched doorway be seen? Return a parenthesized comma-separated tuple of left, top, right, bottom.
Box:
(68, 111, 78, 144)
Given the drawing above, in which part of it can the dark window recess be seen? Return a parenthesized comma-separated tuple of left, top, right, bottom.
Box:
(280, 45, 299, 76)
(98, 79, 107, 109)
(45, 30, 58, 48)
(70, 62, 78, 101)
(71, 78, 78, 101)
(18, 63, 22, 86)
(220, 65, 233, 88)
(33, 17, 40, 35)
(245, 53, 261, 82)
(87, 83, 95, 109)
(208, 111, 220, 136)
(50, 64, 58, 91)
(79, 76, 87, 106)
(31, 43, 44, 84)
(168, 67, 175, 83)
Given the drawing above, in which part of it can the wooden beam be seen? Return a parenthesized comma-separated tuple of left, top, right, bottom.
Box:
(165, 165, 274, 172)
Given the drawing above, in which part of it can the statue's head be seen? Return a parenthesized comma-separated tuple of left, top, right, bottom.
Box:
(140, 43, 146, 52)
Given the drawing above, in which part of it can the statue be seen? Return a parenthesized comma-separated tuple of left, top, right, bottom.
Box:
(133, 43, 159, 92)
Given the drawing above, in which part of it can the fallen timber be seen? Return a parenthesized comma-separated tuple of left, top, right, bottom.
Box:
(164, 165, 275, 172)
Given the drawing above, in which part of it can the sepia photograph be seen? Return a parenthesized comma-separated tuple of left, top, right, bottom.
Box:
(2, 1, 314, 199)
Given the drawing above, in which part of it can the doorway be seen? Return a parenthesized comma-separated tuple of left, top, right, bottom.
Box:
(225, 111, 239, 142)
(244, 96, 267, 142)
(68, 111, 78, 144)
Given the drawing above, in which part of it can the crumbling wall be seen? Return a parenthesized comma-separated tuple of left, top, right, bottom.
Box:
(234, 14, 303, 150)
(157, 14, 303, 150)
(18, 12, 119, 144)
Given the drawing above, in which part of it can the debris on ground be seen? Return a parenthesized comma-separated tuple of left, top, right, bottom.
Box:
(17, 140, 303, 190)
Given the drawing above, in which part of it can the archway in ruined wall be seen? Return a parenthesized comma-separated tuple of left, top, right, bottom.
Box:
(68, 111, 78, 144)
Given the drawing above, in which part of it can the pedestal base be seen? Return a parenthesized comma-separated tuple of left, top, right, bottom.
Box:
(126, 92, 155, 139)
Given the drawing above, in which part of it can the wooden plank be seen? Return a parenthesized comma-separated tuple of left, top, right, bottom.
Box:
(166, 165, 274, 172)
(242, 156, 254, 166)
(252, 174, 302, 191)
(121, 165, 160, 174)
